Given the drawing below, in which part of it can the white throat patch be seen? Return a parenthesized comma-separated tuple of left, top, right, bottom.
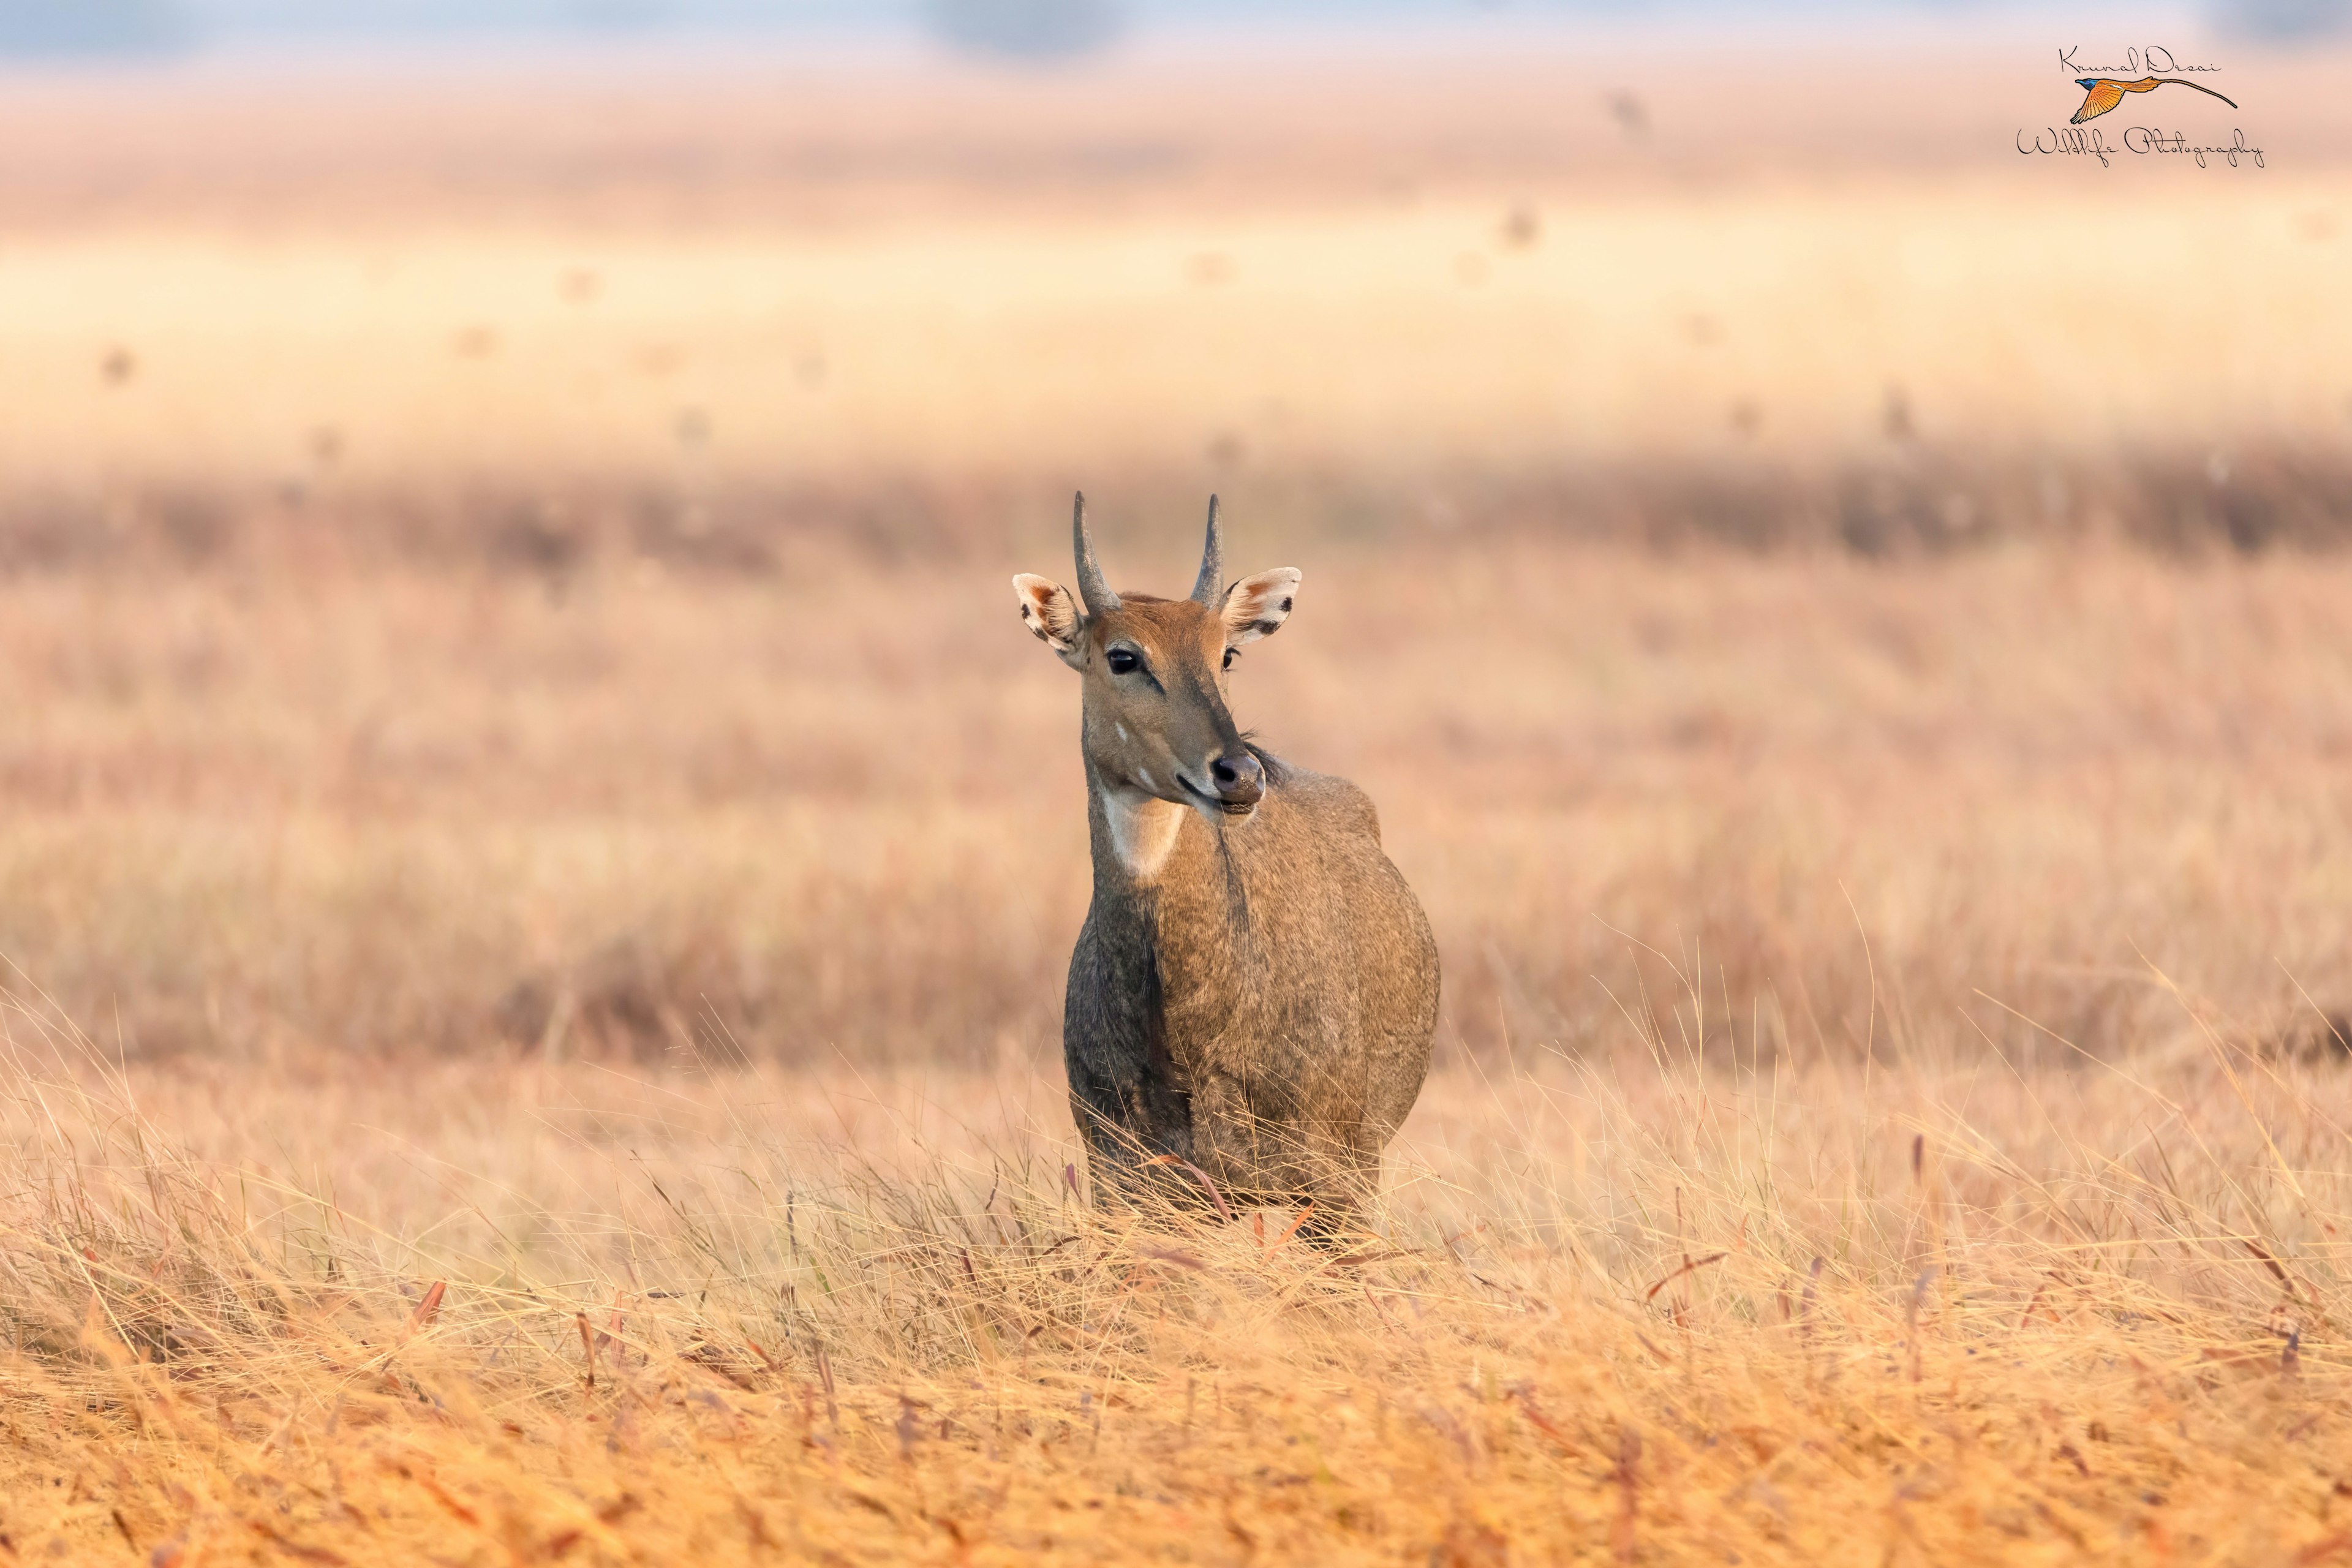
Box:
(1101, 788, 1188, 881)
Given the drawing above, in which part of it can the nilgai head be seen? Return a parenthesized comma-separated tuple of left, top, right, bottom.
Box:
(1014, 494, 1300, 821)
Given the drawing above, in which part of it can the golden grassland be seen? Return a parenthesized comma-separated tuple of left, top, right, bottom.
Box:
(6, 998, 2352, 1564)
(1, 42, 2346, 489)
(9, 530, 2352, 1563)
(4, 180, 2346, 489)
(7, 541, 2351, 1067)
(4, 42, 2352, 1563)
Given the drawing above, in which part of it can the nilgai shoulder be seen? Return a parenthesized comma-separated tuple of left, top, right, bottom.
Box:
(1012, 495, 1439, 1229)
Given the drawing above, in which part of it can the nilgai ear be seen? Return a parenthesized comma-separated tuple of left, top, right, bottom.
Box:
(1221, 568, 1302, 646)
(1013, 574, 1087, 667)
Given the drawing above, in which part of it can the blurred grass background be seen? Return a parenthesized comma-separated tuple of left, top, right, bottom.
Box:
(7, 14, 2352, 1565)
(2, 31, 2348, 1069)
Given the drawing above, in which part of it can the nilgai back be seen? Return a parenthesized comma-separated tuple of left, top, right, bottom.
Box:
(1014, 495, 1439, 1228)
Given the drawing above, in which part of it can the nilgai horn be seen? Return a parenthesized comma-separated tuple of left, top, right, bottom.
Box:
(1014, 494, 1440, 1233)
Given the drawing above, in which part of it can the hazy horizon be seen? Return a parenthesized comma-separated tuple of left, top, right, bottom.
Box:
(0, 0, 2314, 62)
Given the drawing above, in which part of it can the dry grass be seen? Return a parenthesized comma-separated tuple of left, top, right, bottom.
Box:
(4, 180, 2345, 492)
(4, 43, 2347, 491)
(5, 992, 2352, 1564)
(9, 529, 2352, 1560)
(6, 540, 2351, 1066)
(6, 40, 2352, 1562)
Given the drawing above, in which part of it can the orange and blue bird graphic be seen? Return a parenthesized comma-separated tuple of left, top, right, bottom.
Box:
(2070, 76, 2238, 124)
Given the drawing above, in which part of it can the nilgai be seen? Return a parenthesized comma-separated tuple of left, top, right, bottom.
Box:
(1014, 494, 1439, 1231)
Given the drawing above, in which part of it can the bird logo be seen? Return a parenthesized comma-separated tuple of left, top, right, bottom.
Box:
(2070, 77, 2237, 124)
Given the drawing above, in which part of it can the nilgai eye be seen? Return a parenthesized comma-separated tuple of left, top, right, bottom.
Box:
(1107, 647, 1140, 675)
(1221, 648, 1238, 671)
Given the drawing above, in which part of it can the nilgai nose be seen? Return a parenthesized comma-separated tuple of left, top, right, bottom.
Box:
(1013, 494, 1441, 1234)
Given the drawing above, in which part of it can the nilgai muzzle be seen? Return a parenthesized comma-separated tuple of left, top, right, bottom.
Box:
(1014, 494, 1440, 1231)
